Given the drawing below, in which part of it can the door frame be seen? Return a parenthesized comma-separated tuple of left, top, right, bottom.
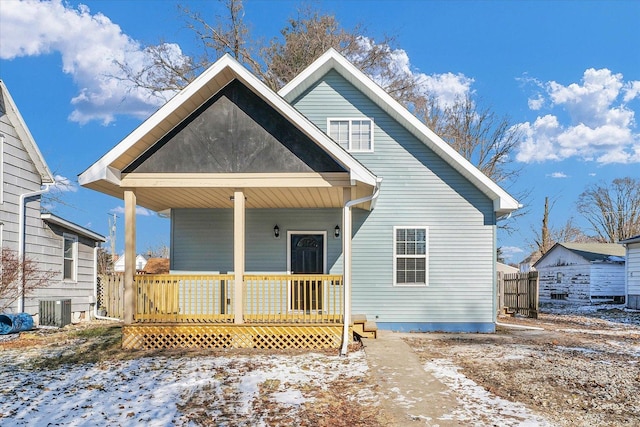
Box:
(286, 231, 328, 313)
(286, 231, 328, 274)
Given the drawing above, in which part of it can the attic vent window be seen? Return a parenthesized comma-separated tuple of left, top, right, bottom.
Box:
(328, 118, 373, 152)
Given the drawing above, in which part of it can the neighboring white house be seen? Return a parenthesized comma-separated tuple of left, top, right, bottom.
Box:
(620, 235, 640, 310)
(1, 80, 105, 322)
(113, 254, 148, 273)
(534, 243, 626, 304)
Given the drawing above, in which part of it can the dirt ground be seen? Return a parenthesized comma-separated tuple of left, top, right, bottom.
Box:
(1, 306, 639, 426)
(406, 306, 640, 427)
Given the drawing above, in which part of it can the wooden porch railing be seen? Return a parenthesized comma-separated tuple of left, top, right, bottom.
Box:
(132, 274, 343, 324)
(135, 274, 235, 323)
(244, 275, 343, 323)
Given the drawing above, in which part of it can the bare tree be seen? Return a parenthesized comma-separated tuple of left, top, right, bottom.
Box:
(577, 177, 640, 243)
(535, 196, 554, 256)
(114, 1, 526, 216)
(423, 96, 522, 187)
(1, 248, 54, 312)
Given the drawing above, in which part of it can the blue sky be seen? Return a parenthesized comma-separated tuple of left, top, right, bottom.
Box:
(1, 0, 639, 262)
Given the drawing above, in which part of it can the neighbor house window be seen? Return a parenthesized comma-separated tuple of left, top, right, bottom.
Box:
(63, 233, 78, 281)
(1, 134, 4, 204)
(327, 118, 373, 152)
(394, 226, 428, 286)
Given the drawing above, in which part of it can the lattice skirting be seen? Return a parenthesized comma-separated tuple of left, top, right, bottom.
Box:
(122, 324, 348, 350)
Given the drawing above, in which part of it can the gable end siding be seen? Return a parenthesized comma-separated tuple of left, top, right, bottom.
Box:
(125, 80, 346, 174)
(292, 70, 497, 329)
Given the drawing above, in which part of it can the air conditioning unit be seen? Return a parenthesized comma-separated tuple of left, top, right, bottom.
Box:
(39, 299, 72, 327)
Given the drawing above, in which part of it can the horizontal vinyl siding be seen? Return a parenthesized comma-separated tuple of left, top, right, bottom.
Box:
(1, 114, 43, 250)
(172, 208, 343, 274)
(23, 224, 98, 315)
(293, 70, 496, 327)
(627, 244, 640, 308)
(590, 264, 625, 298)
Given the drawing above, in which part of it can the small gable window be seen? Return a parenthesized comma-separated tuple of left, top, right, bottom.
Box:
(328, 118, 373, 152)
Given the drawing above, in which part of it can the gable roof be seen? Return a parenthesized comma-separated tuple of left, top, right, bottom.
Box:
(41, 213, 105, 242)
(143, 258, 170, 274)
(78, 54, 379, 200)
(534, 242, 626, 267)
(279, 49, 520, 217)
(0, 80, 54, 184)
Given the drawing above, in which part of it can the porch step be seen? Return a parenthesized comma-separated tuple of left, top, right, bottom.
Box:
(352, 314, 377, 339)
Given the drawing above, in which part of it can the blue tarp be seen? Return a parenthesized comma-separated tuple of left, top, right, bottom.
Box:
(0, 313, 34, 334)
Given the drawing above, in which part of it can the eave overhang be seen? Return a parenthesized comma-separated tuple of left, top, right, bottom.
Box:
(279, 49, 520, 217)
(79, 54, 378, 211)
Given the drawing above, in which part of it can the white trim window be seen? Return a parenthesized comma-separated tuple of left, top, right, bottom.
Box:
(393, 226, 428, 286)
(1, 134, 4, 204)
(63, 233, 78, 281)
(327, 118, 374, 152)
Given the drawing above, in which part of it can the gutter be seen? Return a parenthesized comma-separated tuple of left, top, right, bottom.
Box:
(18, 184, 52, 312)
(340, 181, 382, 356)
(93, 246, 121, 322)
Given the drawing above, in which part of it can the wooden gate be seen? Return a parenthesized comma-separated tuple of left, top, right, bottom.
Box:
(497, 271, 539, 318)
(97, 274, 124, 319)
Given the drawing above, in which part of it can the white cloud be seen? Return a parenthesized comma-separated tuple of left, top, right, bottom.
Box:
(500, 246, 524, 260)
(110, 206, 154, 216)
(547, 172, 568, 179)
(0, 0, 186, 125)
(354, 37, 473, 109)
(528, 95, 544, 110)
(516, 68, 640, 164)
(588, 172, 597, 177)
(52, 174, 78, 192)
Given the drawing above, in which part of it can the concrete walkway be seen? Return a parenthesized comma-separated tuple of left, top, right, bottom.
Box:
(362, 330, 462, 426)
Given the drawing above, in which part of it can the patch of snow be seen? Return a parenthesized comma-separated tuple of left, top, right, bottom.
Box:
(423, 359, 552, 426)
(0, 351, 370, 426)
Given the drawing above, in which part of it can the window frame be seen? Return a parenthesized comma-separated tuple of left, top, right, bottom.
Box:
(63, 233, 78, 282)
(327, 118, 374, 152)
(393, 226, 429, 287)
(1, 134, 4, 204)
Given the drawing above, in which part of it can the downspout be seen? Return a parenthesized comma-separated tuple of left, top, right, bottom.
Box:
(340, 182, 382, 356)
(18, 184, 52, 312)
(93, 245, 121, 322)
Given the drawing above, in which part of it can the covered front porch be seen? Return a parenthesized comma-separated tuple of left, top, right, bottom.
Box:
(79, 55, 381, 350)
(123, 273, 345, 349)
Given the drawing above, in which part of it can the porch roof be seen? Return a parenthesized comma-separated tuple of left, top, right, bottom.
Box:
(78, 55, 379, 211)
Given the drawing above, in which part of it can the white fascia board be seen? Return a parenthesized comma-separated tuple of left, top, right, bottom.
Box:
(41, 213, 106, 242)
(0, 80, 55, 184)
(80, 56, 237, 185)
(80, 54, 377, 189)
(279, 49, 520, 214)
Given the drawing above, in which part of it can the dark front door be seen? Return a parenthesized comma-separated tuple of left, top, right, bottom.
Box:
(290, 234, 324, 312)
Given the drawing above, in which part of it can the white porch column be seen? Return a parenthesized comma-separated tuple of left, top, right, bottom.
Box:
(123, 190, 137, 325)
(233, 190, 245, 324)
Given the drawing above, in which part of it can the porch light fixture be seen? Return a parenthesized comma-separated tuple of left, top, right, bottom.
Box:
(274, 225, 280, 239)
(334, 225, 340, 238)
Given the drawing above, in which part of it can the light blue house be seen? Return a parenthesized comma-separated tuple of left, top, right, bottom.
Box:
(79, 50, 518, 349)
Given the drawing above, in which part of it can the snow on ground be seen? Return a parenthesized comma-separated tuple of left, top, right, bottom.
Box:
(0, 350, 368, 426)
(424, 359, 552, 427)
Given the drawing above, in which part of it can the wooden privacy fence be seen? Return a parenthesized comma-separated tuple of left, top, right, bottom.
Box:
(97, 274, 124, 319)
(497, 271, 539, 318)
